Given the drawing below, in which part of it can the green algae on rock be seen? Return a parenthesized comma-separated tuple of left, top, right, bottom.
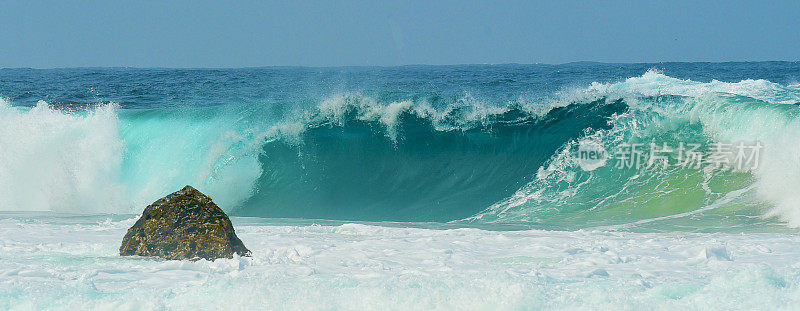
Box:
(119, 185, 250, 260)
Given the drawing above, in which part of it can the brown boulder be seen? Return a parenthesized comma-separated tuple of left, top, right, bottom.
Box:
(119, 185, 250, 260)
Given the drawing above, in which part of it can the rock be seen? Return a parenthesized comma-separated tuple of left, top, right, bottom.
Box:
(119, 185, 250, 260)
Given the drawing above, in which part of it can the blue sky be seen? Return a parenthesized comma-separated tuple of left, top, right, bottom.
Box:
(1, 0, 798, 68)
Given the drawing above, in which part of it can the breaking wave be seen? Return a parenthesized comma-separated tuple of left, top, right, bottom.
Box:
(3, 70, 800, 230)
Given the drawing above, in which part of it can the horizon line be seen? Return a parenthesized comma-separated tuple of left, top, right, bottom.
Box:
(2, 60, 799, 71)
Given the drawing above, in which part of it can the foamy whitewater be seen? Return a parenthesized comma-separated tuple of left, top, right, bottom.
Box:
(2, 63, 800, 310)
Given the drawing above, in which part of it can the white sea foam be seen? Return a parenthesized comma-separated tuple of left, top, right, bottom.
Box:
(0, 100, 263, 214)
(2, 218, 800, 310)
(306, 92, 514, 138)
(0, 99, 125, 213)
(586, 69, 800, 105)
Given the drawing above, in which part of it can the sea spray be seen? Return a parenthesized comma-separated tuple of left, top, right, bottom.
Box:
(0, 99, 125, 213)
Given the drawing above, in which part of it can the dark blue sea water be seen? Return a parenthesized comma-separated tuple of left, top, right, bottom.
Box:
(2, 62, 800, 231)
(2, 62, 799, 109)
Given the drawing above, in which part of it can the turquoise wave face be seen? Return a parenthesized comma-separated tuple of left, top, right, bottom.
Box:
(106, 89, 800, 231)
(2, 66, 800, 232)
(110, 96, 626, 222)
(238, 98, 626, 221)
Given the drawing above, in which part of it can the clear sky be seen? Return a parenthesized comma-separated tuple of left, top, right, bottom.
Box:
(1, 0, 798, 68)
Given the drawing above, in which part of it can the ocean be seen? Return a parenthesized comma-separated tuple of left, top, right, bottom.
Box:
(2, 62, 800, 309)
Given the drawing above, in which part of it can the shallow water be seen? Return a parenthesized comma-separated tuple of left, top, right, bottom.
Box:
(2, 214, 800, 310)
